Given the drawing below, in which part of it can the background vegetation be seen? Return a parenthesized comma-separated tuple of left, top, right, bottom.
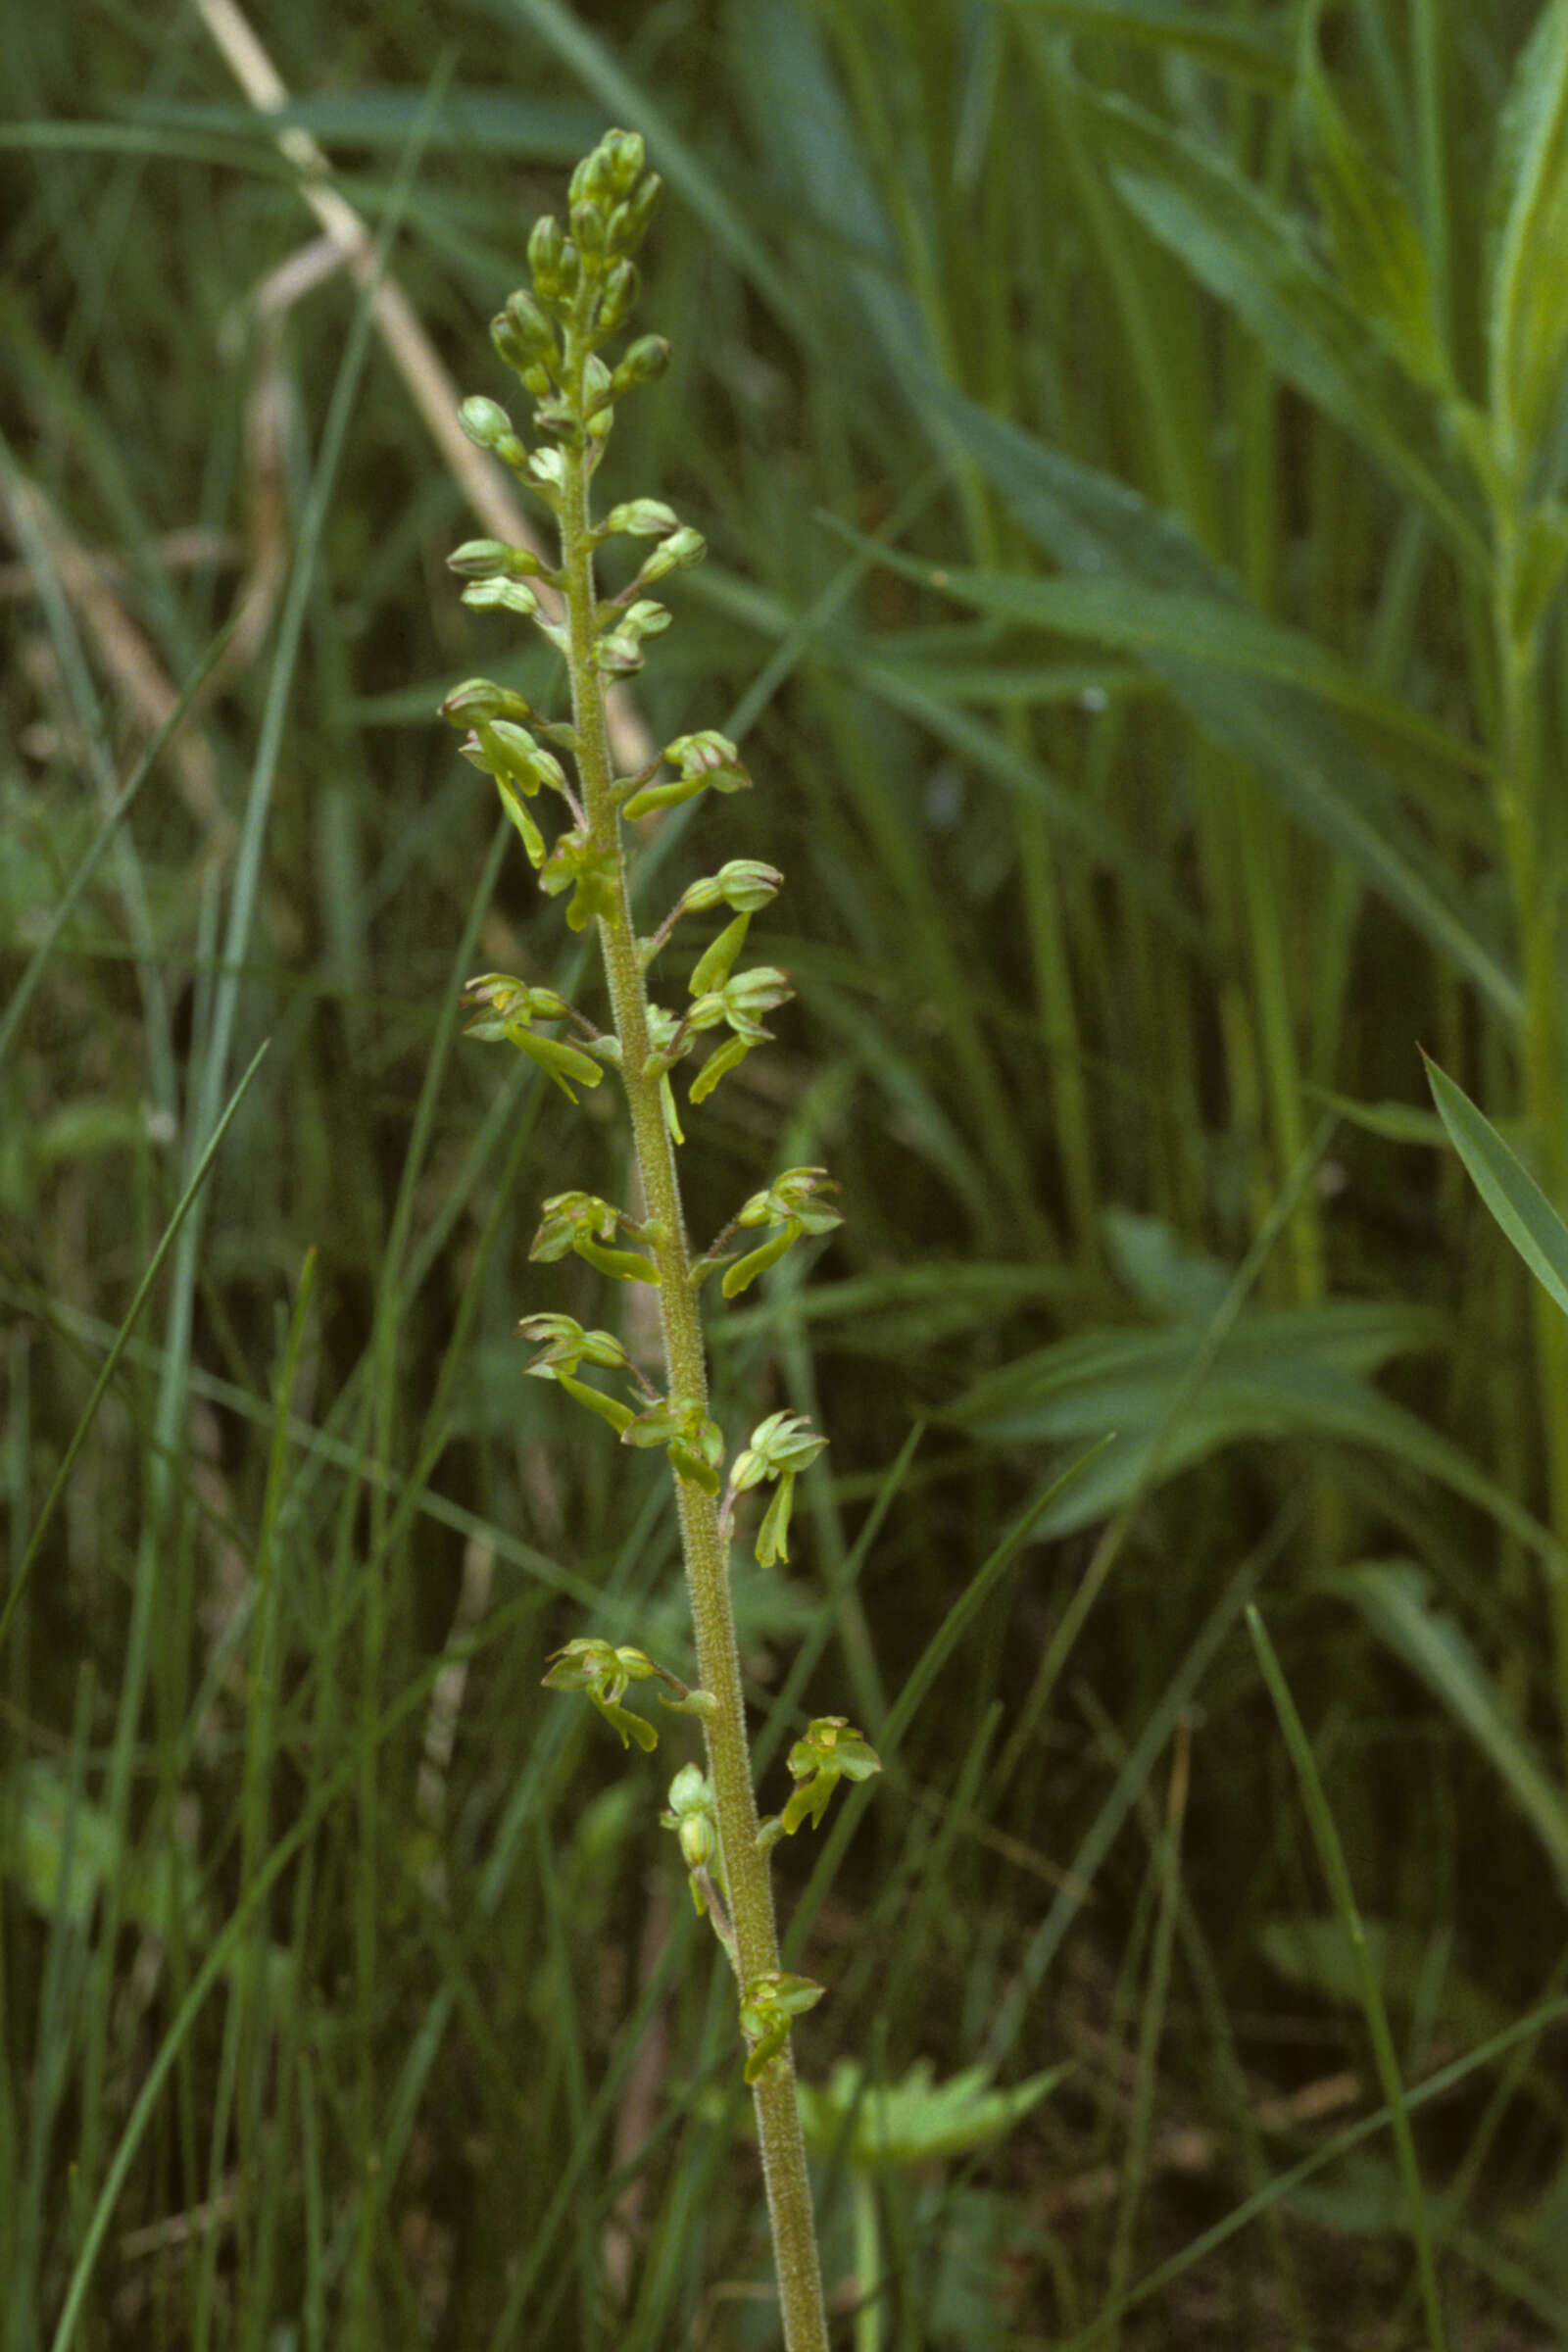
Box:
(4, 0, 1568, 2342)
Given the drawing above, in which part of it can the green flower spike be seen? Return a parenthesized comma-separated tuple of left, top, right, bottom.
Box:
(739, 1972, 825, 2084)
(444, 127, 857, 2348)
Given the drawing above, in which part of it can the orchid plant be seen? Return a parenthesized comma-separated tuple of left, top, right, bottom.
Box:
(440, 128, 878, 2351)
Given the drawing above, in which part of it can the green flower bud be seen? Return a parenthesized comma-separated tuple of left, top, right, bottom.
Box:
(612, 335, 670, 395)
(616, 172, 663, 251)
(602, 128, 647, 197)
(677, 861, 783, 917)
(504, 287, 557, 365)
(447, 538, 510, 579)
(632, 526, 707, 590)
(458, 396, 527, 467)
(439, 676, 533, 728)
(462, 578, 540, 618)
(571, 199, 607, 257)
(730, 1411, 828, 1492)
(739, 1973, 825, 2082)
(581, 354, 615, 418)
(663, 730, 751, 792)
(515, 1312, 631, 1377)
(596, 259, 639, 333)
(527, 213, 566, 299)
(603, 498, 679, 539)
(491, 310, 536, 375)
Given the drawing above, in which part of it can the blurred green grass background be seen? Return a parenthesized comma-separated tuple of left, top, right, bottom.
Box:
(5, 0, 1568, 2342)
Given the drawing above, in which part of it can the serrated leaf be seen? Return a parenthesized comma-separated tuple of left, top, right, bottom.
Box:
(798, 2058, 1065, 2171)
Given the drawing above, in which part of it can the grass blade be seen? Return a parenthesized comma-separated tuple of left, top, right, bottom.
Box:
(1423, 1049, 1568, 1321)
(1247, 1602, 1447, 2352)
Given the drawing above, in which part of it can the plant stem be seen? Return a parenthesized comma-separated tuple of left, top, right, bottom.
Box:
(556, 323, 831, 2352)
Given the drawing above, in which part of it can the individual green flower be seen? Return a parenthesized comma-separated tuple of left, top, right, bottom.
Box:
(515, 1311, 643, 1435)
(738, 1972, 825, 2083)
(727, 1411, 829, 1567)
(514, 1312, 631, 1378)
(460, 974, 605, 1100)
(529, 1192, 662, 1285)
(721, 1166, 844, 1298)
(677, 861, 784, 918)
(538, 831, 623, 931)
(621, 1396, 725, 1494)
(541, 1638, 662, 1751)
(622, 729, 752, 820)
(778, 1717, 883, 1837)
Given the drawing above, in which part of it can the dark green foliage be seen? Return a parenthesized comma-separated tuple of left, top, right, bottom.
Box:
(5, 1, 1568, 2344)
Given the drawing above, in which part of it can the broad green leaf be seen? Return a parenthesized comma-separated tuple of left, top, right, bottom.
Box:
(1, 1762, 209, 1938)
(1079, 85, 1485, 566)
(1337, 1562, 1568, 1887)
(826, 520, 1489, 785)
(1298, 1, 1448, 394)
(711, 1261, 1083, 1355)
(127, 86, 600, 158)
(1510, 497, 1568, 644)
(918, 383, 1518, 1021)
(846, 652, 1220, 964)
(946, 1304, 1561, 1560)
(1488, 0, 1568, 489)
(1258, 1914, 1509, 2048)
(1302, 1088, 1448, 1149)
(1423, 1051, 1568, 1323)
(1002, 0, 1291, 91)
(1100, 1206, 1230, 1321)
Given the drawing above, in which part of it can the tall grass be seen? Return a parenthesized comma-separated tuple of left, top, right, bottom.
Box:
(3, 0, 1568, 2342)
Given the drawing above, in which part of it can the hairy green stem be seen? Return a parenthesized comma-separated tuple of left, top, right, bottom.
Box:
(556, 311, 831, 2352)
